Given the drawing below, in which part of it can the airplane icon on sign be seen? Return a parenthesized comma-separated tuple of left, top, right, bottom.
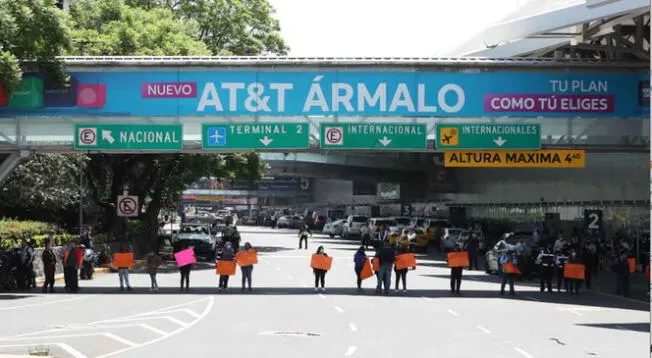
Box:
(442, 133, 453, 144)
(208, 127, 226, 146)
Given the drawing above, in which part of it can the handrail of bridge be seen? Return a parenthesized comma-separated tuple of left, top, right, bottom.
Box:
(50, 56, 649, 69)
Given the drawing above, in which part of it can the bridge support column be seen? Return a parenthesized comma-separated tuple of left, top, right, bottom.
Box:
(0, 150, 31, 186)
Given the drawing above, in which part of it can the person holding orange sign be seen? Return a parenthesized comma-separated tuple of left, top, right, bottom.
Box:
(218, 242, 236, 290)
(312, 246, 329, 291)
(239, 242, 255, 292)
(114, 246, 133, 291)
(564, 250, 583, 295)
(394, 245, 411, 292)
(353, 246, 368, 291)
(499, 250, 518, 296)
(448, 245, 467, 295)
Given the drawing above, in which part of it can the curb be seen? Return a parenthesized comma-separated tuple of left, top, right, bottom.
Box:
(34, 260, 146, 285)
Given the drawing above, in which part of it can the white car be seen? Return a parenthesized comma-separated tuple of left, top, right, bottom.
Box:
(441, 228, 465, 251)
(391, 217, 412, 229)
(342, 215, 369, 239)
(323, 219, 346, 238)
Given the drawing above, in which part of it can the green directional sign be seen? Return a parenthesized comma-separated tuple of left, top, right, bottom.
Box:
(436, 123, 541, 150)
(202, 123, 310, 150)
(319, 123, 427, 150)
(74, 124, 183, 151)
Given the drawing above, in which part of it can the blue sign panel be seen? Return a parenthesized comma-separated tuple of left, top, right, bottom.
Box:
(207, 127, 226, 146)
(0, 71, 647, 118)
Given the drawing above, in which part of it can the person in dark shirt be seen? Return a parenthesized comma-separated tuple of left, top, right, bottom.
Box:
(375, 239, 395, 294)
(41, 237, 57, 293)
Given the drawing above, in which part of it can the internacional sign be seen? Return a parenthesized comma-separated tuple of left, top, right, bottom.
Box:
(319, 123, 427, 150)
(202, 123, 310, 150)
(0, 70, 647, 118)
(443, 150, 586, 168)
(74, 124, 183, 151)
(437, 123, 541, 150)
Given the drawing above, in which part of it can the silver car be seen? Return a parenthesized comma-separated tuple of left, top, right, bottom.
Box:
(174, 223, 218, 261)
(323, 219, 346, 238)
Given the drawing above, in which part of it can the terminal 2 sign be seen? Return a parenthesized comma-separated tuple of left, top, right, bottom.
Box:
(1, 71, 647, 118)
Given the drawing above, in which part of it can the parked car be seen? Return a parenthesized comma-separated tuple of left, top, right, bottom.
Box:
(368, 218, 400, 245)
(186, 211, 218, 225)
(342, 215, 369, 239)
(173, 223, 218, 261)
(409, 217, 427, 229)
(277, 215, 304, 229)
(484, 231, 536, 274)
(323, 219, 346, 238)
(391, 217, 411, 229)
(441, 228, 465, 252)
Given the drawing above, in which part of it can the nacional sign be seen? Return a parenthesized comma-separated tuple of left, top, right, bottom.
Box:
(1, 70, 646, 118)
(202, 123, 309, 150)
(74, 124, 182, 151)
(319, 123, 427, 150)
(437, 123, 541, 150)
(443, 150, 586, 168)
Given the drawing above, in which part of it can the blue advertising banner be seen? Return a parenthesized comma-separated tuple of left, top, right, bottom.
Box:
(0, 70, 647, 118)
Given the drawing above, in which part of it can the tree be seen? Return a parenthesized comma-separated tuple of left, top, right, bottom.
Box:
(0, 153, 85, 226)
(124, 0, 289, 55)
(0, 0, 71, 93)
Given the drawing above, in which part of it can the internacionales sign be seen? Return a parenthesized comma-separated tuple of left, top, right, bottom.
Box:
(74, 124, 183, 151)
(443, 150, 586, 168)
(437, 123, 541, 150)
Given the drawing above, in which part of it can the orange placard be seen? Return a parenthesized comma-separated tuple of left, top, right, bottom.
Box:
(360, 259, 374, 280)
(236, 251, 258, 266)
(216, 260, 236, 275)
(113, 253, 134, 268)
(395, 253, 417, 270)
(310, 254, 333, 271)
(503, 262, 521, 274)
(447, 252, 469, 267)
(627, 258, 636, 273)
(563, 263, 585, 280)
(372, 257, 380, 272)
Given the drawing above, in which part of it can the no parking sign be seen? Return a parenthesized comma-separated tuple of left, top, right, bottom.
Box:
(117, 195, 139, 217)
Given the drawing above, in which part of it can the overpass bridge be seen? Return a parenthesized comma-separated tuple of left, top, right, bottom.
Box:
(0, 56, 648, 208)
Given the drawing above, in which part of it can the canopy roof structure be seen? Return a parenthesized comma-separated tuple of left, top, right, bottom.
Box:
(440, 0, 650, 60)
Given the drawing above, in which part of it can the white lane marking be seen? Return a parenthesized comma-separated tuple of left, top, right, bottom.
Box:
(422, 297, 432, 301)
(0, 343, 87, 358)
(334, 306, 344, 313)
(526, 296, 540, 302)
(349, 323, 358, 332)
(95, 316, 189, 327)
(0, 295, 92, 311)
(95, 297, 214, 358)
(91, 324, 167, 336)
(514, 347, 536, 358)
(477, 325, 491, 334)
(344, 345, 357, 356)
(287, 275, 294, 280)
(318, 294, 326, 299)
(446, 309, 459, 316)
(145, 308, 200, 319)
(5, 332, 136, 347)
(104, 332, 137, 347)
(275, 267, 281, 271)
(58, 342, 88, 358)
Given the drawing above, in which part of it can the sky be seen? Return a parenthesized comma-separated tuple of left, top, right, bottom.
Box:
(267, 0, 527, 57)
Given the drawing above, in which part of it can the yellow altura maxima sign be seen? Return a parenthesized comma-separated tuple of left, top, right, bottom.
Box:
(444, 150, 586, 168)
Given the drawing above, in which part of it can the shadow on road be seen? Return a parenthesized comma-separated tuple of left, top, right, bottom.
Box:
(19, 286, 647, 311)
(575, 322, 648, 333)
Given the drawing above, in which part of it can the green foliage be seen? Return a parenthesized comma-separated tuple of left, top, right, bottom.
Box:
(0, 154, 85, 216)
(0, 0, 71, 93)
(68, 0, 209, 56)
(0, 219, 78, 248)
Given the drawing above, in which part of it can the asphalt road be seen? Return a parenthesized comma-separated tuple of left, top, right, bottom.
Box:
(0, 227, 648, 358)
